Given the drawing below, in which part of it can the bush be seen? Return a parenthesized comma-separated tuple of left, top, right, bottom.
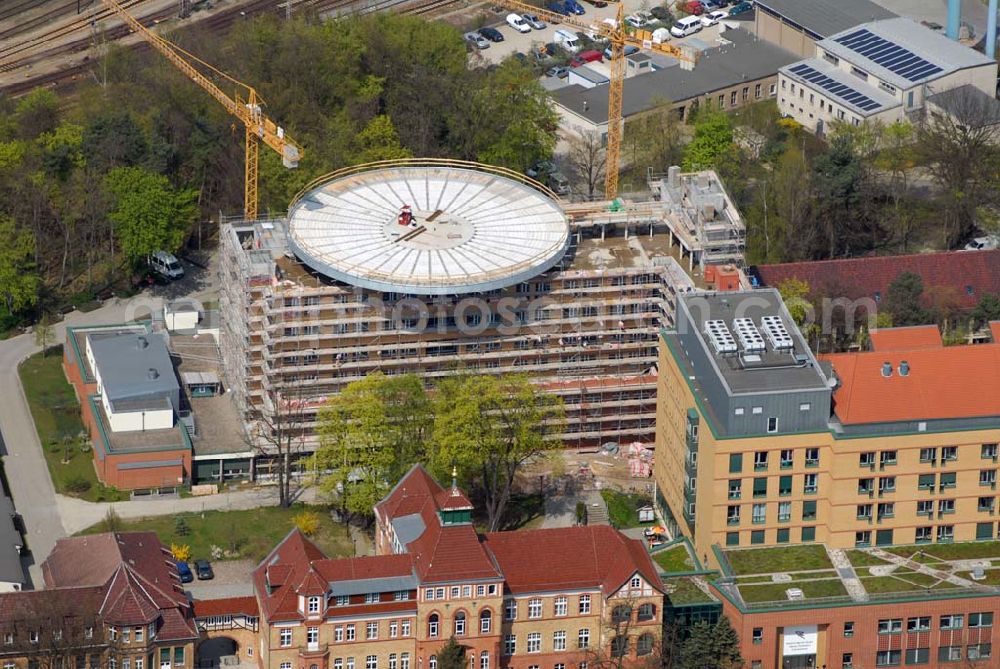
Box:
(293, 510, 321, 536)
(171, 543, 191, 562)
(174, 515, 191, 537)
(575, 501, 587, 526)
(64, 474, 92, 494)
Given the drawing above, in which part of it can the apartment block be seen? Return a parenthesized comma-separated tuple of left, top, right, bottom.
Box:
(654, 289, 1000, 561)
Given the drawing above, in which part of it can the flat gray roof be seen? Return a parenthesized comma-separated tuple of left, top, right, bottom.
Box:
(677, 290, 829, 394)
(570, 66, 609, 84)
(819, 18, 995, 89)
(553, 29, 798, 125)
(328, 574, 419, 597)
(755, 0, 895, 38)
(88, 331, 179, 405)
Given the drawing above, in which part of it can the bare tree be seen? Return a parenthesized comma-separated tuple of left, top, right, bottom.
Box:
(249, 381, 310, 508)
(3, 592, 104, 669)
(567, 131, 607, 201)
(583, 591, 662, 669)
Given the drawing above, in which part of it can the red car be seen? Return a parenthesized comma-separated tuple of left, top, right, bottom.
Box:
(685, 0, 705, 14)
(569, 49, 603, 67)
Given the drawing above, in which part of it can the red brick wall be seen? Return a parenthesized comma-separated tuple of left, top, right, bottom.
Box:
(100, 450, 191, 490)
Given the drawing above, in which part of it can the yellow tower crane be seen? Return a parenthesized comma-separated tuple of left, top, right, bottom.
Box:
(100, 0, 302, 221)
(492, 0, 695, 201)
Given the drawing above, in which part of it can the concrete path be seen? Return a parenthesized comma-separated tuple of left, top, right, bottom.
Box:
(869, 547, 988, 589)
(541, 491, 578, 529)
(826, 546, 869, 602)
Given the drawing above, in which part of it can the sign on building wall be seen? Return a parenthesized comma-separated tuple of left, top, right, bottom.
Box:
(782, 625, 818, 656)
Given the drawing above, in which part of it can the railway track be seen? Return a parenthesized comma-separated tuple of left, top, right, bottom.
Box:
(0, 0, 100, 42)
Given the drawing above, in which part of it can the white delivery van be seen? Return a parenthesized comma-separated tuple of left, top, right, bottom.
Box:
(554, 28, 581, 52)
(651, 27, 671, 43)
(506, 13, 531, 32)
(149, 251, 184, 280)
(670, 15, 703, 38)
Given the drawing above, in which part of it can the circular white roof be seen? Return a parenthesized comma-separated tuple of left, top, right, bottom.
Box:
(287, 164, 570, 295)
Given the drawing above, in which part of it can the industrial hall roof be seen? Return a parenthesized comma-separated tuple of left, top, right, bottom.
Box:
(754, 0, 895, 39)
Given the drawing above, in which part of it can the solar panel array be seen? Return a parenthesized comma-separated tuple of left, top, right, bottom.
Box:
(761, 315, 794, 350)
(733, 318, 766, 353)
(788, 63, 883, 112)
(834, 28, 943, 82)
(704, 320, 738, 355)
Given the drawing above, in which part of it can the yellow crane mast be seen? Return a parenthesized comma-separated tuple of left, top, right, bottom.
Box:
(100, 0, 302, 220)
(492, 0, 695, 201)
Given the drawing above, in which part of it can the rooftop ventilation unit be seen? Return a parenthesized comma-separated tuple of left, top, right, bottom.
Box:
(733, 318, 766, 353)
(761, 315, 794, 350)
(704, 319, 738, 354)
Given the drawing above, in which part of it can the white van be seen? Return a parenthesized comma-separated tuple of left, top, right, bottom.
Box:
(149, 251, 184, 280)
(506, 13, 531, 33)
(670, 15, 703, 38)
(554, 28, 581, 52)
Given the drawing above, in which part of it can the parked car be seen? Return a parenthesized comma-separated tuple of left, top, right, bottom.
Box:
(582, 0, 608, 6)
(547, 171, 571, 196)
(148, 251, 184, 280)
(522, 13, 546, 29)
(728, 0, 752, 14)
(701, 0, 721, 10)
(563, 0, 586, 15)
(553, 28, 581, 52)
(176, 561, 193, 584)
(649, 5, 673, 21)
(684, 0, 705, 14)
(545, 65, 569, 78)
(602, 44, 639, 59)
(479, 26, 504, 42)
(527, 160, 556, 178)
(625, 13, 647, 27)
(546, 1, 570, 16)
(195, 559, 214, 580)
(671, 14, 704, 36)
(506, 13, 531, 32)
(963, 236, 1000, 251)
(569, 49, 603, 67)
(463, 31, 490, 49)
(701, 9, 728, 25)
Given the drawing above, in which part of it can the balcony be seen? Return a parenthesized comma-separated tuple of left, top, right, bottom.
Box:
(299, 644, 329, 658)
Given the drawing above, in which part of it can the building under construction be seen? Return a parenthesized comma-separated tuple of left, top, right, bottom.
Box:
(218, 160, 744, 472)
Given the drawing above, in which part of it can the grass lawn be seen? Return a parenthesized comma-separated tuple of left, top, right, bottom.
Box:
(665, 577, 714, 605)
(847, 549, 893, 568)
(725, 544, 833, 575)
(600, 489, 653, 529)
(653, 544, 694, 573)
(80, 504, 353, 563)
(739, 578, 847, 603)
(885, 541, 1000, 562)
(19, 347, 127, 502)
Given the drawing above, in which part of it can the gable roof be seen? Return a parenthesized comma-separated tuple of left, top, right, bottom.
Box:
(483, 525, 663, 595)
(869, 325, 943, 351)
(822, 339, 1000, 424)
(193, 596, 259, 618)
(756, 249, 1000, 311)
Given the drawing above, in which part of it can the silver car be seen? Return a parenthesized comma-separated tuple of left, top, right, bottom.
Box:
(522, 13, 547, 29)
(464, 31, 490, 49)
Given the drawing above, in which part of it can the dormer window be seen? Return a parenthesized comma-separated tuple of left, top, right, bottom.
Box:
(630, 576, 642, 589)
(365, 593, 379, 604)
(307, 596, 321, 614)
(336, 595, 350, 606)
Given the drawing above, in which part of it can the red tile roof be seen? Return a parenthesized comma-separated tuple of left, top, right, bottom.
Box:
(482, 525, 663, 595)
(822, 339, 1000, 424)
(757, 249, 1000, 310)
(313, 554, 414, 582)
(252, 529, 326, 622)
(991, 321, 1000, 342)
(193, 596, 259, 618)
(869, 325, 943, 351)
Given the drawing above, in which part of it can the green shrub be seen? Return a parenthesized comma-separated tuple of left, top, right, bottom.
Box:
(64, 474, 92, 493)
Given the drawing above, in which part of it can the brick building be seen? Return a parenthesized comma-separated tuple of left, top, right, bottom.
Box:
(213, 466, 663, 669)
(0, 532, 197, 669)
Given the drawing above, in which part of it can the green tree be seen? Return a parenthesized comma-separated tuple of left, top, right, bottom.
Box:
(430, 374, 564, 532)
(776, 278, 812, 326)
(353, 115, 411, 164)
(316, 373, 431, 517)
(103, 166, 197, 268)
(679, 617, 742, 669)
(971, 293, 1000, 329)
(15, 88, 60, 140)
(34, 314, 55, 357)
(37, 123, 85, 181)
(0, 215, 40, 315)
(885, 271, 931, 326)
(681, 107, 735, 172)
(812, 134, 862, 258)
(81, 111, 148, 172)
(624, 98, 683, 176)
(436, 638, 466, 669)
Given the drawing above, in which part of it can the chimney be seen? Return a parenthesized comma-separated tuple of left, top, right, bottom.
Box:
(136, 336, 149, 349)
(668, 165, 681, 188)
(899, 361, 910, 377)
(881, 362, 893, 378)
(148, 368, 159, 380)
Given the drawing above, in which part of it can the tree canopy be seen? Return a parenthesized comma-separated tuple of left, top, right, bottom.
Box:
(885, 271, 932, 327)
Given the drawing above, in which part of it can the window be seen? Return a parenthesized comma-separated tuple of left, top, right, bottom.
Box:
(307, 627, 319, 647)
(916, 526, 932, 543)
(942, 446, 958, 462)
(938, 525, 955, 542)
(479, 653, 488, 669)
(428, 614, 439, 638)
(907, 616, 930, 632)
(480, 610, 492, 634)
(860, 452, 876, 468)
(918, 474, 936, 491)
(579, 594, 590, 614)
(777, 527, 790, 543)
(983, 443, 998, 460)
(280, 629, 292, 647)
(752, 628, 763, 644)
(336, 595, 350, 606)
(307, 596, 321, 613)
(941, 614, 964, 630)
(859, 478, 874, 495)
(630, 576, 642, 589)
(454, 612, 466, 636)
(726, 532, 739, 546)
(365, 656, 377, 669)
(876, 650, 901, 666)
(939, 498, 956, 515)
(729, 453, 743, 473)
(842, 652, 853, 669)
(778, 502, 791, 522)
(751, 530, 765, 545)
(335, 626, 344, 642)
(805, 448, 819, 466)
(611, 637, 628, 658)
(175, 649, 184, 667)
(780, 450, 793, 469)
(728, 480, 742, 499)
(802, 526, 816, 541)
(880, 451, 897, 467)
(967, 644, 992, 660)
(553, 631, 566, 651)
(982, 470, 997, 487)
(612, 605, 632, 623)
(879, 476, 896, 494)
(878, 502, 894, 519)
(527, 633, 541, 653)
(753, 406, 763, 415)
(389, 655, 397, 669)
(753, 478, 767, 498)
(731, 91, 738, 105)
(767, 417, 778, 433)
(528, 599, 542, 619)
(843, 621, 854, 637)
(754, 451, 768, 470)
(857, 504, 873, 520)
(578, 629, 590, 649)
(637, 603, 655, 621)
(916, 499, 934, 516)
(401, 620, 410, 636)
(940, 472, 957, 490)
(108, 627, 117, 642)
(554, 596, 567, 616)
(425, 588, 436, 601)
(752, 503, 766, 524)
(503, 635, 516, 656)
(938, 646, 962, 662)
(636, 633, 654, 657)
(346, 625, 356, 641)
(904, 649, 929, 664)
(476, 585, 485, 597)
(804, 473, 818, 494)
(878, 619, 902, 634)
(450, 586, 460, 598)
(802, 500, 817, 520)
(779, 475, 792, 496)
(367, 622, 378, 640)
(755, 83, 762, 98)
(920, 448, 937, 464)
(281, 664, 292, 669)
(395, 590, 410, 601)
(504, 599, 517, 620)
(718, 94, 725, 109)
(979, 497, 995, 513)
(856, 530, 872, 547)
